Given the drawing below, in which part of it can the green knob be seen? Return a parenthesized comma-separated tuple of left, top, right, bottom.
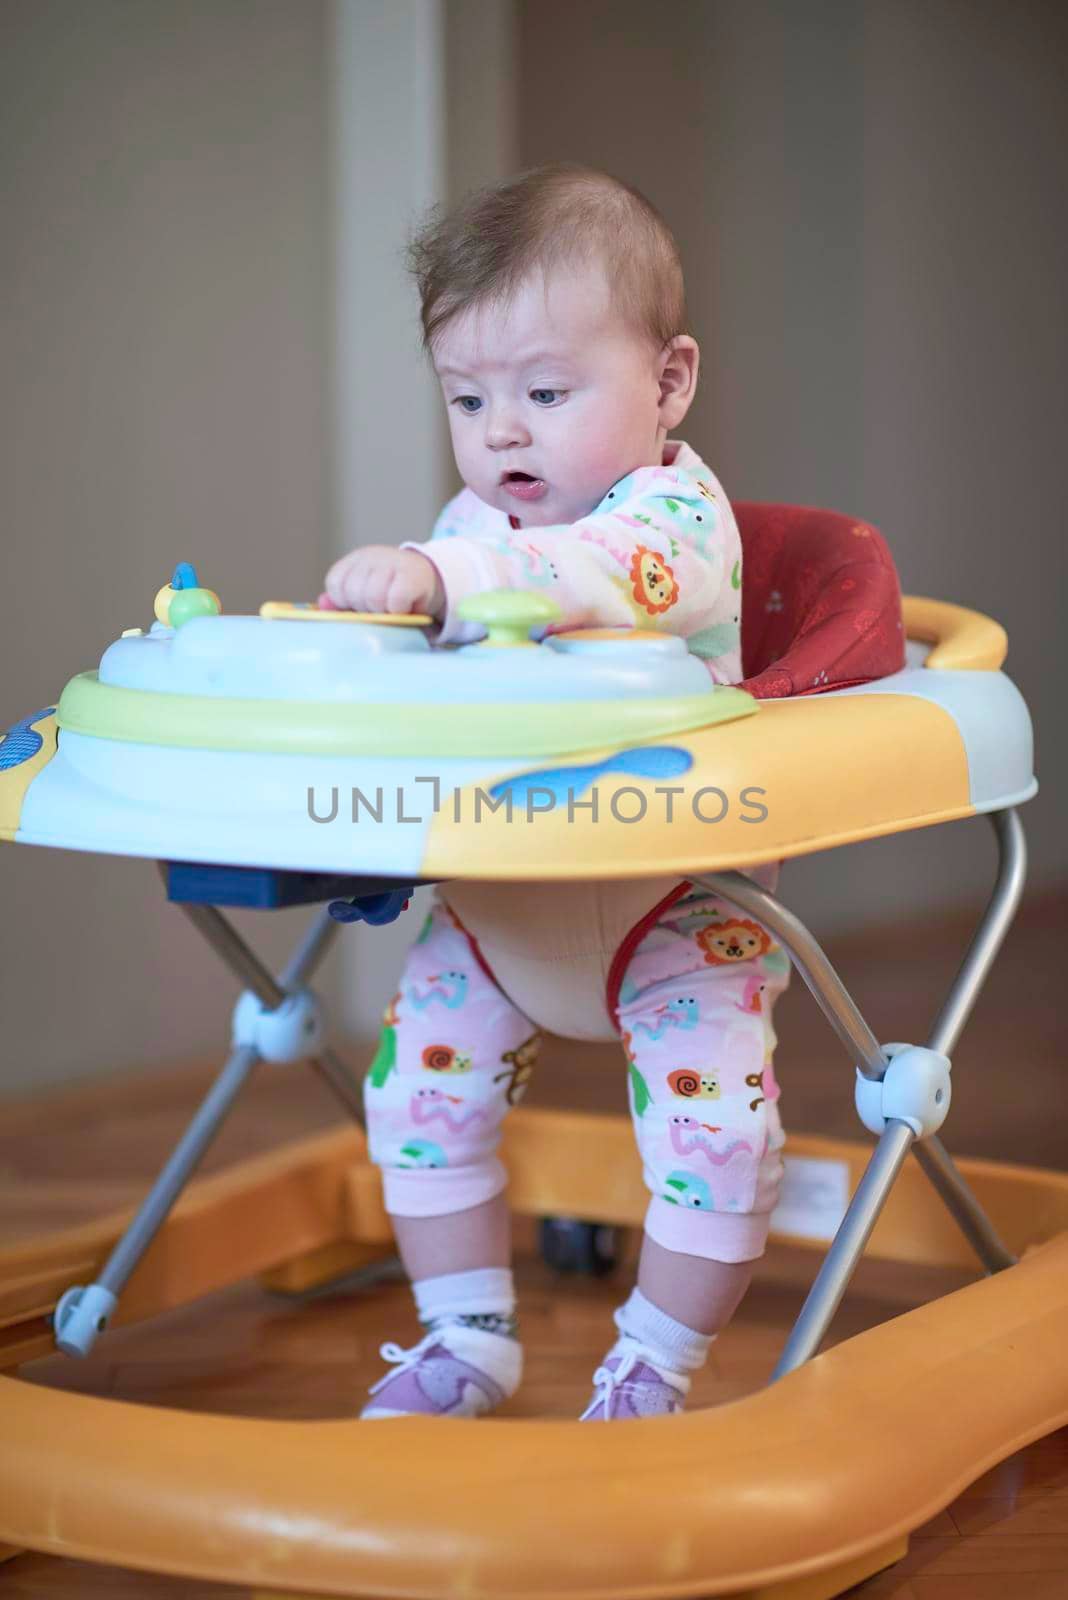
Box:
(456, 589, 562, 647)
(169, 586, 222, 629)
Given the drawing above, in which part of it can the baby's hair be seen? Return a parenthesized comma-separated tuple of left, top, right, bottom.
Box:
(407, 162, 689, 357)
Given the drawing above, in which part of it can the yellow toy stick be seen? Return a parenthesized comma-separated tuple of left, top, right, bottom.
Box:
(259, 602, 432, 626)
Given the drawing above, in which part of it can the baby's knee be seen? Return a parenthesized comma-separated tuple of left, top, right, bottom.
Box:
(363, 1067, 511, 1213)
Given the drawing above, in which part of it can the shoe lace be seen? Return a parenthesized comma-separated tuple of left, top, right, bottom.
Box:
(366, 1321, 460, 1397)
(587, 1348, 643, 1419)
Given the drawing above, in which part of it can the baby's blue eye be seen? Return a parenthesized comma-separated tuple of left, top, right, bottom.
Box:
(530, 388, 563, 406)
(454, 395, 482, 414)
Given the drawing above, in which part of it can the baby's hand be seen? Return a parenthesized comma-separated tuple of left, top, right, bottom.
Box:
(320, 546, 444, 616)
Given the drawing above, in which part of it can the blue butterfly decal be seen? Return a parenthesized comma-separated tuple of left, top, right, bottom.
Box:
(490, 745, 693, 805)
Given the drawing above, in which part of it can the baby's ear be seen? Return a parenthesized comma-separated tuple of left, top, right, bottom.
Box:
(657, 336, 699, 429)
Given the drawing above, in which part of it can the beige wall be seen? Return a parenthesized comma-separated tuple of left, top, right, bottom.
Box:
(1, 0, 331, 1093)
(516, 0, 1067, 930)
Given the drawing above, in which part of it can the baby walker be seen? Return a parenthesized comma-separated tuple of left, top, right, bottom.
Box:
(1, 504, 1066, 1600)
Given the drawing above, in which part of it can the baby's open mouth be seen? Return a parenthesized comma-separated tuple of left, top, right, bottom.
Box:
(500, 470, 548, 501)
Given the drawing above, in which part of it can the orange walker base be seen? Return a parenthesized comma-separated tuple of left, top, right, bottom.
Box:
(2, 1109, 1067, 1600)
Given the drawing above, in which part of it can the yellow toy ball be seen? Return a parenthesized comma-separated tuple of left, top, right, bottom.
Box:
(154, 583, 175, 626)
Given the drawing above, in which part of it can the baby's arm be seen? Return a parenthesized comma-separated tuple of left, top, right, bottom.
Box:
(404, 471, 740, 664)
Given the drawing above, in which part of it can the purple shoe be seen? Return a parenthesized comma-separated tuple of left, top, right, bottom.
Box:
(579, 1343, 690, 1421)
(361, 1323, 521, 1419)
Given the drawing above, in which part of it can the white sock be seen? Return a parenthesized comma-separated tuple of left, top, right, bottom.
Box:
(612, 1286, 714, 1376)
(413, 1266, 517, 1335)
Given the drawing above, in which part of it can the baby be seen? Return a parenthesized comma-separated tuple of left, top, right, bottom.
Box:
(322, 164, 789, 1422)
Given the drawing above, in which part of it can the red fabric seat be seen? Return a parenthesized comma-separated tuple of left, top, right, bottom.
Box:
(735, 504, 905, 699)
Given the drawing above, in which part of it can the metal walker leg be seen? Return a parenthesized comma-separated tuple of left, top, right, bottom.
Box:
(692, 806, 1027, 1379)
(52, 875, 366, 1357)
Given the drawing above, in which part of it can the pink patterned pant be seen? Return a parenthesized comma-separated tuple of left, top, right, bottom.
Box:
(363, 885, 790, 1264)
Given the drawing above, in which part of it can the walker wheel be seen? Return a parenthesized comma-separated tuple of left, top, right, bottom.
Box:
(538, 1216, 619, 1277)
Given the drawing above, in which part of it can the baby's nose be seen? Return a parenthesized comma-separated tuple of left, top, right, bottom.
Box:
(485, 408, 532, 450)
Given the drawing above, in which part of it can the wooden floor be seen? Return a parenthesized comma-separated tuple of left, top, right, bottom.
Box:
(2, 890, 1066, 1598)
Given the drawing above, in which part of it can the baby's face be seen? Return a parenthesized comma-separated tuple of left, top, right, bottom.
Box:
(432, 261, 666, 526)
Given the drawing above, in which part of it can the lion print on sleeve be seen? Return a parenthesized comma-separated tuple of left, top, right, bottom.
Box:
(629, 546, 679, 615)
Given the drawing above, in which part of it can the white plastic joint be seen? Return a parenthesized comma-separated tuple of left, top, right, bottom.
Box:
(854, 1042, 952, 1140)
(232, 986, 325, 1064)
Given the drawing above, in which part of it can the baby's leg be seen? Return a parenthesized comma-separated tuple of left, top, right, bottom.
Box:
(391, 1190, 511, 1279)
(636, 1238, 754, 1335)
(360, 897, 540, 1418)
(582, 889, 790, 1420)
